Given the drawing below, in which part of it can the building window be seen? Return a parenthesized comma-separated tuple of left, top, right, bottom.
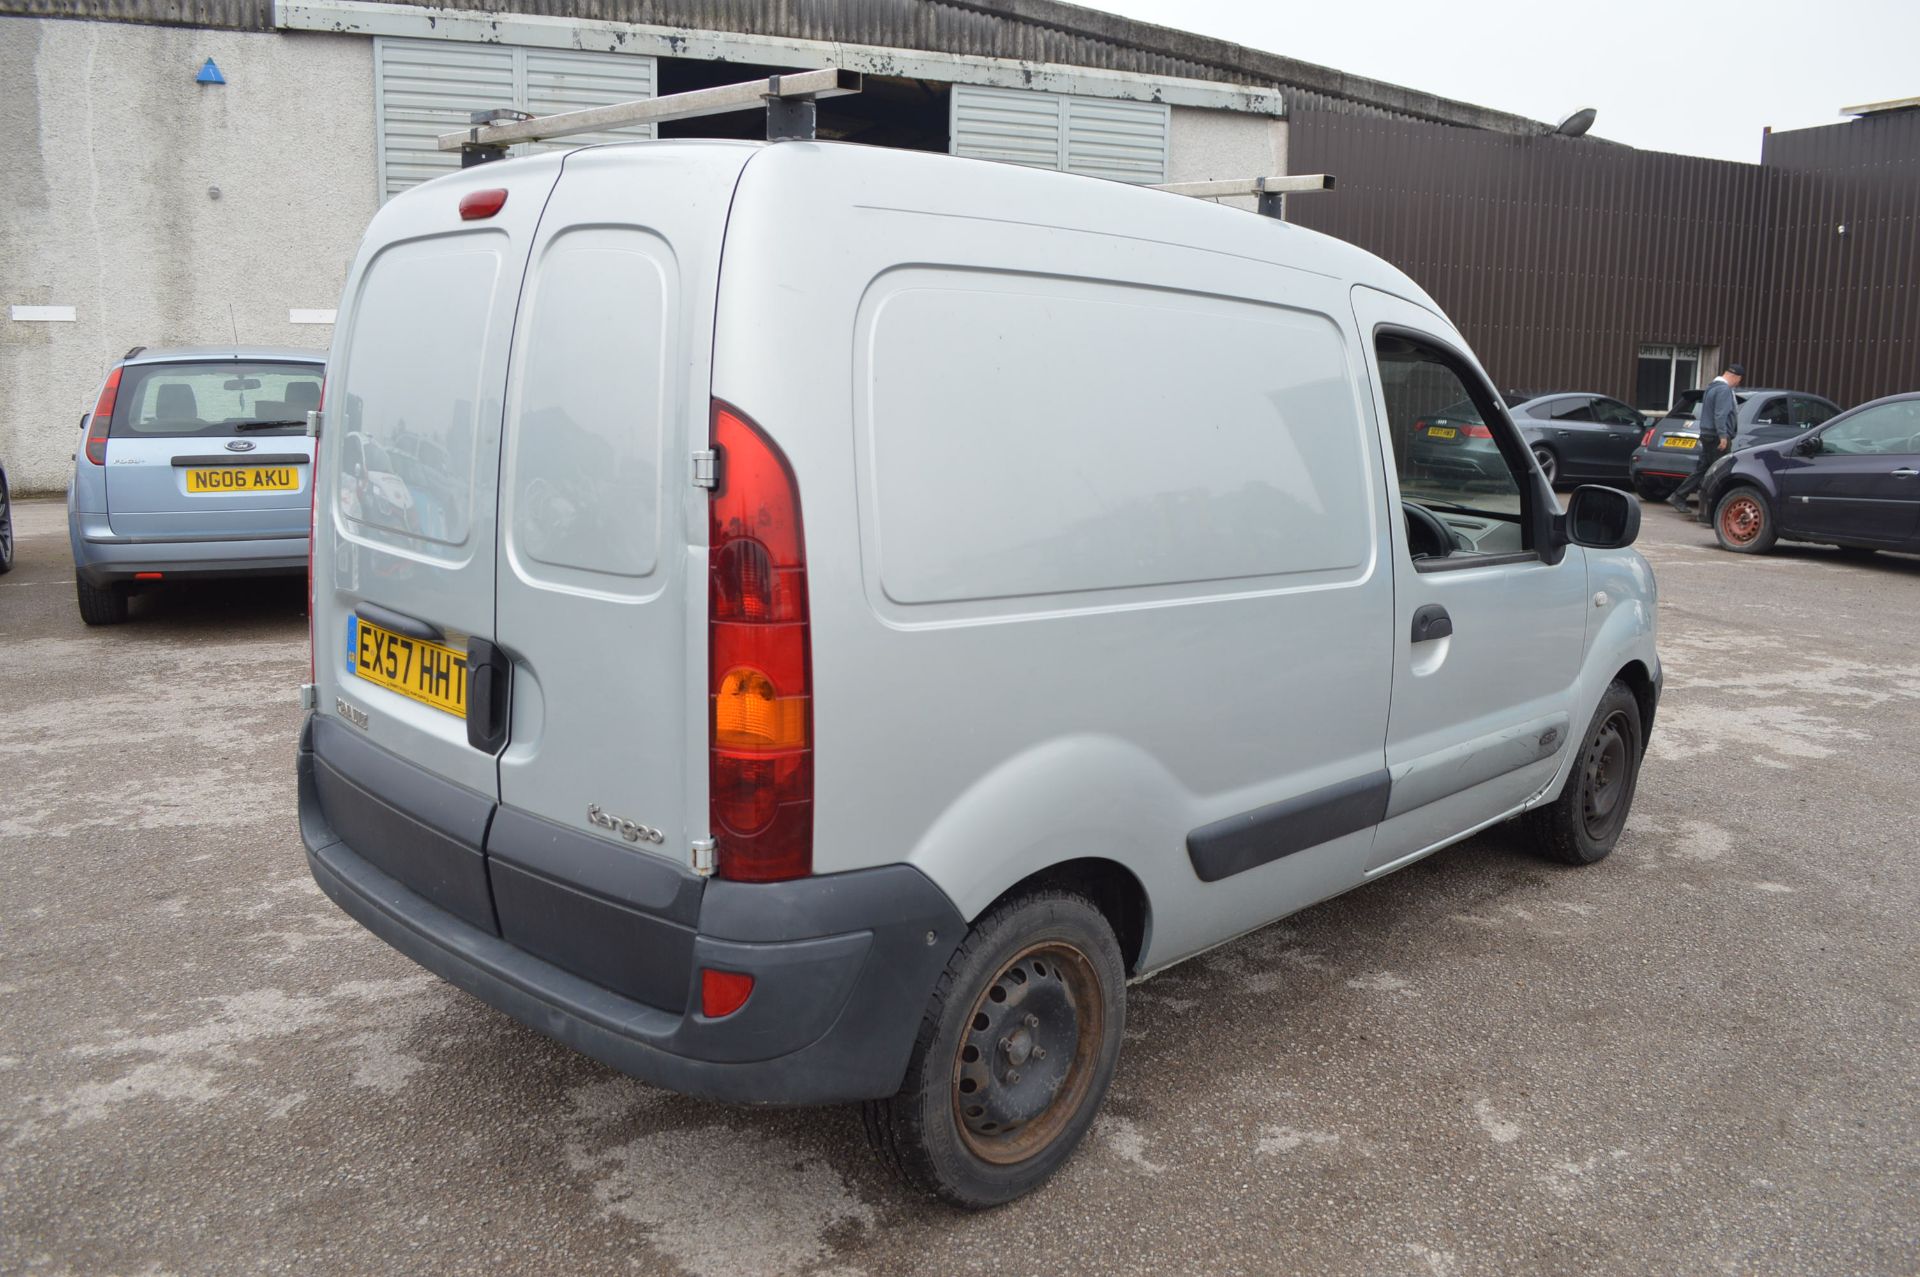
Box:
(373, 39, 657, 199)
(949, 84, 1169, 183)
(1635, 344, 1703, 414)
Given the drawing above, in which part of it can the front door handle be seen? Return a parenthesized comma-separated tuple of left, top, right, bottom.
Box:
(1412, 603, 1453, 643)
(1892, 468, 1917, 479)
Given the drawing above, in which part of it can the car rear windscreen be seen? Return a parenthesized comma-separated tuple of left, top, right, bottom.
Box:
(110, 362, 324, 438)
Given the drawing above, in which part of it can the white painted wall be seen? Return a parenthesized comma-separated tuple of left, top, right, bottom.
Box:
(1167, 105, 1289, 211)
(0, 20, 377, 492)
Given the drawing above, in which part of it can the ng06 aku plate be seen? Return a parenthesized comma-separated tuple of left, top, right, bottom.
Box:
(186, 466, 301, 493)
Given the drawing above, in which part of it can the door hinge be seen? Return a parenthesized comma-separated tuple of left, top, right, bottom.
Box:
(298, 682, 318, 710)
(691, 837, 716, 876)
(691, 449, 718, 489)
(305, 408, 323, 439)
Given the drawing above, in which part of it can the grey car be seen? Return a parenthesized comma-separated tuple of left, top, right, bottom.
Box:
(1628, 386, 1840, 501)
(68, 346, 322, 624)
(1407, 390, 1647, 487)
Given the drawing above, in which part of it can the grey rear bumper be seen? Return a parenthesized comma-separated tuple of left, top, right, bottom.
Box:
(298, 713, 962, 1105)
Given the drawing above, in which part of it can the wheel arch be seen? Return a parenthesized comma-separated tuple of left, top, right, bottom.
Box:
(978, 858, 1151, 977)
(1613, 658, 1658, 738)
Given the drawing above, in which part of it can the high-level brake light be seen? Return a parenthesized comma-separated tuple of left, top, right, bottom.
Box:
(458, 188, 508, 220)
(708, 402, 812, 883)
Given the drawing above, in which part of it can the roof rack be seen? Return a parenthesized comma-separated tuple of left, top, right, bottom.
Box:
(1150, 174, 1336, 220)
(441, 67, 865, 166)
(441, 67, 1334, 223)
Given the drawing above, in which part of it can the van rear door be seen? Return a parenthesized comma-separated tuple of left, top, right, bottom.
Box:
(315, 159, 565, 802)
(491, 144, 752, 880)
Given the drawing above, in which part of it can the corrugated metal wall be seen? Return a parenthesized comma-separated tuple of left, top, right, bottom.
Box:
(5, 0, 1542, 130)
(1289, 107, 1919, 409)
(1287, 108, 1766, 405)
(1750, 111, 1920, 409)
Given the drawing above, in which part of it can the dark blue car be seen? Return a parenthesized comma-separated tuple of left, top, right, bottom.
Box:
(1701, 392, 1920, 555)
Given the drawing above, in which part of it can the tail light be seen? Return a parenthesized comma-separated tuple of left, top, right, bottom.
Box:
(1461, 424, 1494, 439)
(84, 368, 121, 465)
(1641, 428, 1655, 447)
(708, 402, 812, 882)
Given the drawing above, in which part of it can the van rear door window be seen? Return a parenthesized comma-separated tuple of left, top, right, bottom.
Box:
(335, 240, 503, 547)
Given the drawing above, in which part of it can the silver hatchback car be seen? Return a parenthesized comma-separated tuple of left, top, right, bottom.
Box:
(68, 346, 321, 624)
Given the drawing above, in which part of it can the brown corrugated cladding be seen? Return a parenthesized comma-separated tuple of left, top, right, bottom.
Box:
(1751, 111, 1920, 407)
(1288, 107, 1770, 403)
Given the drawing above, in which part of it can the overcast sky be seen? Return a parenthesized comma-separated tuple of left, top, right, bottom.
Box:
(1084, 0, 1919, 162)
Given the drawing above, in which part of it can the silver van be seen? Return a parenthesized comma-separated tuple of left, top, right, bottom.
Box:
(301, 140, 1660, 1207)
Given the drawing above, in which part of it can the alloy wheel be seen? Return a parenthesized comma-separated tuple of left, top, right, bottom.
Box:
(1532, 446, 1557, 485)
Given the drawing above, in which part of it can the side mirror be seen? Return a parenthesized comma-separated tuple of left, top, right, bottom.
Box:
(1563, 484, 1640, 550)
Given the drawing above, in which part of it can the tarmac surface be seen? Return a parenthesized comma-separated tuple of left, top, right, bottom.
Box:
(2, 495, 1916, 1276)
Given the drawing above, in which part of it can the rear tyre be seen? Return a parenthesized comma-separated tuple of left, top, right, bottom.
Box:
(863, 889, 1125, 1209)
(1712, 486, 1778, 554)
(1632, 477, 1675, 502)
(75, 571, 130, 625)
(1520, 680, 1643, 867)
(1531, 445, 1559, 486)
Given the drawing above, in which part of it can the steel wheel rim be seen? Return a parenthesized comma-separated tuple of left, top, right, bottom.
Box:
(1579, 710, 1633, 840)
(1532, 447, 1557, 484)
(1719, 495, 1764, 545)
(952, 941, 1104, 1165)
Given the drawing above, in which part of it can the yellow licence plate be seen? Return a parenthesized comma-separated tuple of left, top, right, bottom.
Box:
(349, 615, 468, 717)
(1662, 436, 1699, 449)
(1426, 427, 1458, 439)
(186, 465, 302, 493)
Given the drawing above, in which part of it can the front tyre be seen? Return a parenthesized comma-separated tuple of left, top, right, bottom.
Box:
(1521, 680, 1644, 866)
(863, 889, 1125, 1209)
(0, 473, 13, 574)
(1713, 486, 1778, 554)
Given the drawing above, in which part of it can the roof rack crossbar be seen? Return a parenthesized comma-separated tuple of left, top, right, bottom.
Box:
(441, 67, 863, 164)
(1151, 173, 1336, 219)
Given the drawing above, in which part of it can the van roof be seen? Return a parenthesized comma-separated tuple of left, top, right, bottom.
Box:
(472, 138, 1448, 323)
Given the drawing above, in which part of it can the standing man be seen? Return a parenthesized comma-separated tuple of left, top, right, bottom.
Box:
(1668, 362, 1744, 513)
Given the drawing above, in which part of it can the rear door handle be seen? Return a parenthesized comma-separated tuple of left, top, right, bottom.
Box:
(355, 601, 443, 642)
(466, 637, 511, 754)
(1411, 604, 1453, 643)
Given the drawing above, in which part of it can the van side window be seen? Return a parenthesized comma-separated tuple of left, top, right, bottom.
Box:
(1377, 333, 1533, 566)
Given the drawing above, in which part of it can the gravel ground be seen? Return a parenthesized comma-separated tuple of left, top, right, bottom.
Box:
(2, 495, 1915, 1276)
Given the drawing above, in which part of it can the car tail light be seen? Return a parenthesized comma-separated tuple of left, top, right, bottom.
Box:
(459, 188, 508, 220)
(700, 968, 755, 1018)
(84, 368, 121, 465)
(1462, 424, 1494, 439)
(708, 401, 812, 883)
(1641, 428, 1655, 447)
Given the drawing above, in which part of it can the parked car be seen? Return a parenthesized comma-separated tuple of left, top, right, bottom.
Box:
(1628, 387, 1840, 501)
(301, 141, 1659, 1208)
(0, 452, 14, 575)
(67, 346, 322, 624)
(1408, 390, 1646, 487)
(1701, 392, 1920, 555)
